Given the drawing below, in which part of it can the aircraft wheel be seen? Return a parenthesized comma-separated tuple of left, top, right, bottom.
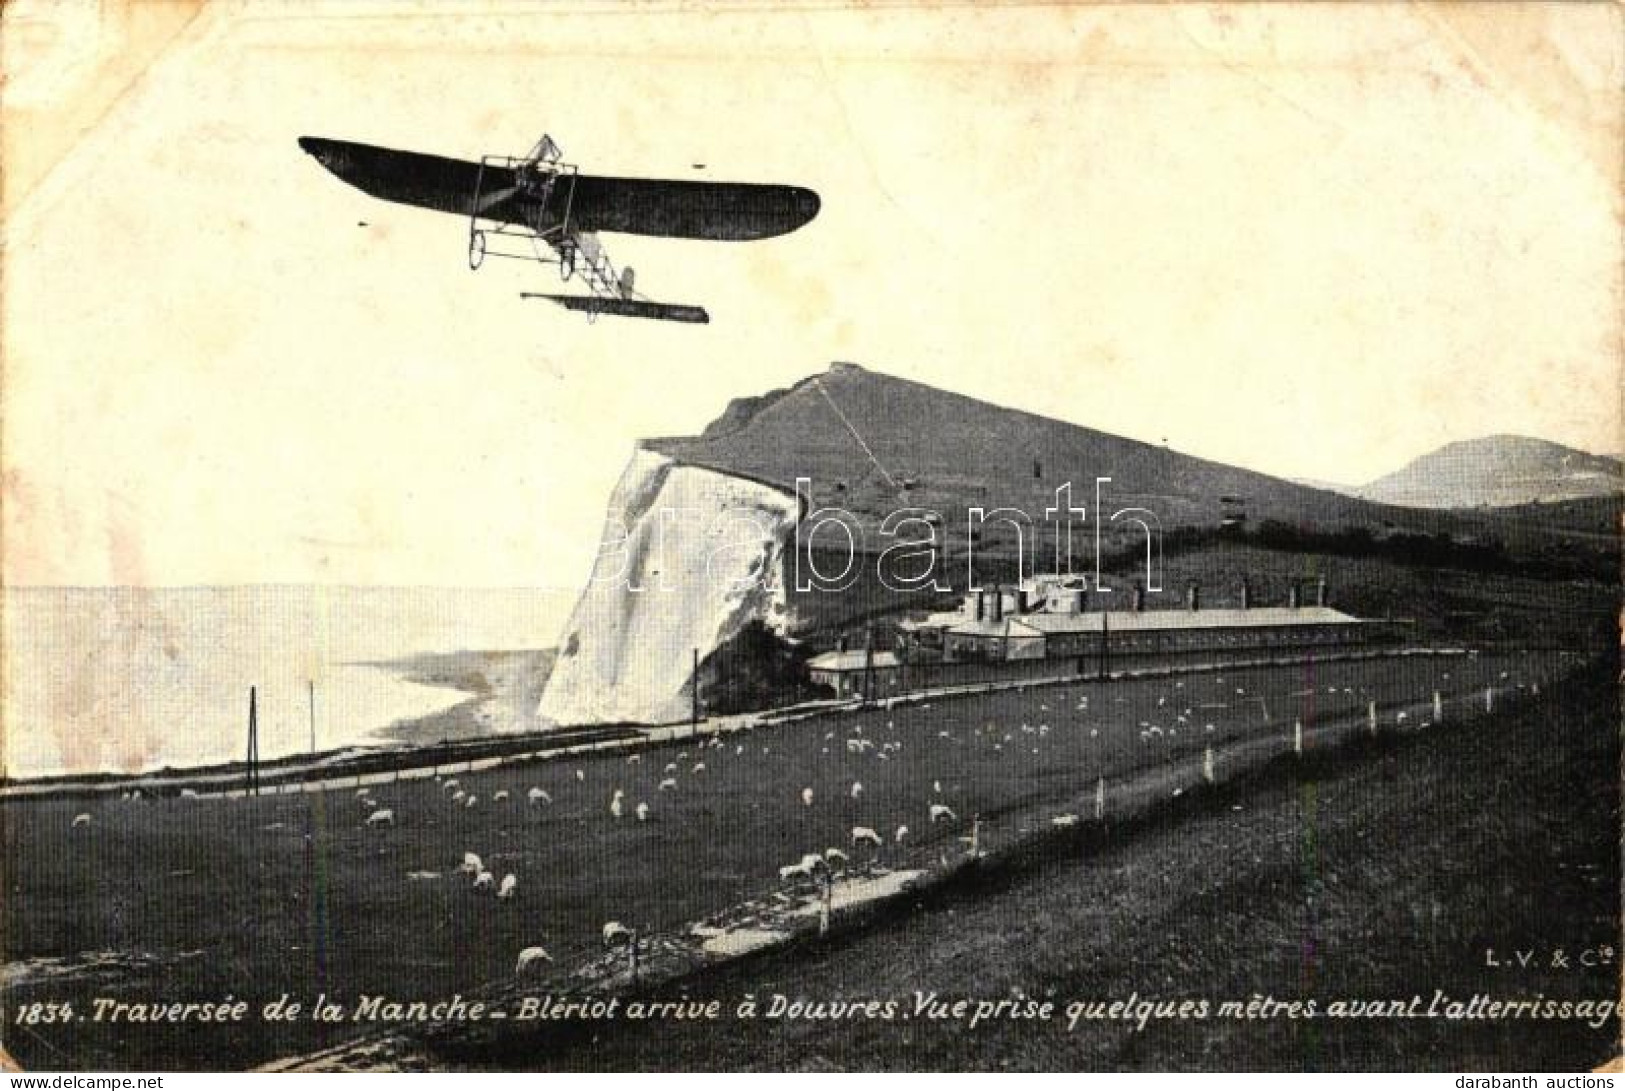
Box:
(468, 231, 487, 270)
(560, 246, 576, 282)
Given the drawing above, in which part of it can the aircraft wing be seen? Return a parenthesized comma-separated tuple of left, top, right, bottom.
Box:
(298, 137, 818, 241)
(520, 293, 710, 324)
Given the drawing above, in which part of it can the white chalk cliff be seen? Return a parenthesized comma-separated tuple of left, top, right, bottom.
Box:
(537, 449, 798, 726)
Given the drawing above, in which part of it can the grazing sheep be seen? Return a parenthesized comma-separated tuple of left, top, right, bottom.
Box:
(664, 762, 679, 775)
(799, 853, 827, 874)
(626, 754, 641, 765)
(851, 826, 883, 848)
(493, 790, 510, 802)
(527, 787, 551, 806)
(497, 874, 517, 899)
(451, 789, 466, 802)
(515, 946, 552, 974)
(473, 870, 495, 891)
(1051, 814, 1079, 827)
(602, 922, 633, 946)
(71, 813, 92, 829)
(180, 789, 199, 799)
(442, 779, 460, 792)
(929, 803, 957, 824)
(610, 794, 624, 819)
(850, 781, 864, 799)
(691, 763, 706, 774)
(779, 862, 812, 881)
(895, 825, 910, 843)
(460, 852, 483, 875)
(365, 809, 395, 828)
(658, 778, 677, 792)
(356, 788, 371, 799)
(464, 795, 478, 809)
(824, 847, 848, 865)
(933, 780, 942, 794)
(801, 787, 814, 807)
(635, 802, 650, 822)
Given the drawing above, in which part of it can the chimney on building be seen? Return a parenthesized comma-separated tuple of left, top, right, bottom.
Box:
(836, 635, 848, 653)
(1132, 581, 1146, 613)
(1016, 587, 1031, 614)
(1240, 576, 1251, 610)
(1289, 582, 1302, 609)
(1072, 588, 1086, 614)
(1315, 576, 1328, 608)
(972, 590, 986, 622)
(1186, 581, 1200, 612)
(989, 584, 1005, 622)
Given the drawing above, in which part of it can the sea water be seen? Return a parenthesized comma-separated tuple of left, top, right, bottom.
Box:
(2, 585, 573, 779)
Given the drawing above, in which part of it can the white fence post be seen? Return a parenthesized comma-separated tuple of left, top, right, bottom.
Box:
(1202, 745, 1215, 785)
(1293, 719, 1303, 757)
(1367, 701, 1378, 737)
(1433, 691, 1443, 723)
(1094, 777, 1105, 821)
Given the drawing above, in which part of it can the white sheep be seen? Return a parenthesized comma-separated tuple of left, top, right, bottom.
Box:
(575, 769, 585, 782)
(365, 809, 395, 828)
(602, 922, 633, 946)
(473, 870, 495, 891)
(460, 852, 483, 875)
(356, 788, 371, 799)
(850, 781, 864, 799)
(851, 826, 882, 847)
(665, 762, 679, 775)
(610, 794, 624, 819)
(626, 754, 642, 765)
(824, 847, 849, 865)
(464, 795, 478, 809)
(895, 825, 910, 843)
(801, 787, 814, 807)
(930, 804, 956, 824)
(799, 852, 827, 874)
(635, 802, 650, 822)
(528, 787, 551, 806)
(933, 780, 942, 794)
(442, 779, 460, 792)
(180, 789, 199, 799)
(451, 789, 466, 802)
(779, 862, 812, 881)
(658, 778, 677, 792)
(71, 813, 92, 829)
(515, 946, 552, 974)
(497, 874, 517, 899)
(691, 763, 706, 774)
(493, 790, 510, 802)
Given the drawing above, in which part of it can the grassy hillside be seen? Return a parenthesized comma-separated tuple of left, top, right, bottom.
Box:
(440, 654, 1621, 1072)
(648, 364, 1564, 560)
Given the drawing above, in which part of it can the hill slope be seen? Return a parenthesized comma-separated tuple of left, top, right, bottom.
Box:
(1355, 435, 1620, 509)
(647, 362, 1461, 552)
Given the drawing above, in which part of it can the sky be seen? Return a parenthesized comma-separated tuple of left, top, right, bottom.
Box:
(3, 1, 1620, 590)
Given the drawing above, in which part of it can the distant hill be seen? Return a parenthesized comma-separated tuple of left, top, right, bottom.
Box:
(1354, 435, 1621, 510)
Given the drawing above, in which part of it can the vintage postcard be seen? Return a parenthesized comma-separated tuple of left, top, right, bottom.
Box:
(1, 0, 1620, 1075)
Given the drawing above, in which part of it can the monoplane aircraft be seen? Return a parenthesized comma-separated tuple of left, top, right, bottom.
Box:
(298, 133, 820, 324)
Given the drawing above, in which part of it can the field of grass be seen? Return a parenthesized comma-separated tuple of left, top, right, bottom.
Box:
(438, 654, 1624, 1072)
(1, 649, 1580, 1069)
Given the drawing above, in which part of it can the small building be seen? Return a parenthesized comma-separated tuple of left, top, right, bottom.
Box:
(806, 649, 902, 700)
(943, 617, 1047, 662)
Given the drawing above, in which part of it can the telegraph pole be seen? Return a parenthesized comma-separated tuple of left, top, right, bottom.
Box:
(245, 686, 260, 796)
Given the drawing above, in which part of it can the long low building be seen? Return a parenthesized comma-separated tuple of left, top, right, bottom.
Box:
(898, 577, 1384, 667)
